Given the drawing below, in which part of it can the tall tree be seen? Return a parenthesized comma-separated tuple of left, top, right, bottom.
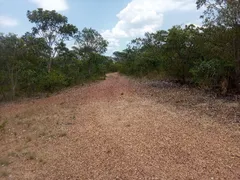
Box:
(74, 28, 108, 74)
(74, 28, 108, 54)
(0, 34, 25, 99)
(27, 8, 78, 72)
(196, 0, 240, 89)
(0, 33, 51, 99)
(113, 51, 128, 62)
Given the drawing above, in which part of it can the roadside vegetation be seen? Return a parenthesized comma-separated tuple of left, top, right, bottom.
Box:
(0, 9, 117, 101)
(0, 1, 239, 179)
(1, 1, 239, 101)
(114, 0, 240, 95)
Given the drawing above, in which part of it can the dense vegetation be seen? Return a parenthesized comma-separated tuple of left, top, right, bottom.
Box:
(0, 9, 116, 101)
(1, 1, 239, 101)
(114, 0, 240, 95)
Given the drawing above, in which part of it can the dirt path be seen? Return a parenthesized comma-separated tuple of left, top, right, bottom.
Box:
(0, 73, 239, 180)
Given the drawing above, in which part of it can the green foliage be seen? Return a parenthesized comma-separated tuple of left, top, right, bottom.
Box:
(0, 9, 113, 101)
(27, 8, 78, 72)
(191, 59, 234, 88)
(196, 0, 240, 89)
(1, 1, 239, 100)
(27, 8, 78, 45)
(39, 70, 67, 92)
(196, 0, 240, 27)
(113, 1, 240, 94)
(74, 28, 108, 54)
(73, 28, 109, 76)
(116, 23, 237, 92)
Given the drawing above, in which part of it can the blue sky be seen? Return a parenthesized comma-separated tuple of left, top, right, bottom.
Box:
(0, 0, 203, 55)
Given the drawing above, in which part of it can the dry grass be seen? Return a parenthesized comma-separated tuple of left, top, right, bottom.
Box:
(0, 73, 239, 179)
(0, 171, 9, 178)
(0, 157, 9, 166)
(0, 120, 7, 132)
(142, 80, 240, 125)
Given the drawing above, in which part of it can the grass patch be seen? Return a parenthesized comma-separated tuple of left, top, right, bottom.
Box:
(0, 120, 7, 132)
(8, 151, 19, 158)
(0, 158, 10, 166)
(22, 151, 36, 160)
(0, 171, 9, 177)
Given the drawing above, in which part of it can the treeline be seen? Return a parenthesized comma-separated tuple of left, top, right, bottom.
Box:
(114, 0, 240, 95)
(0, 9, 116, 101)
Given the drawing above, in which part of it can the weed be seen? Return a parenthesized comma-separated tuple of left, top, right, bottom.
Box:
(22, 151, 36, 160)
(28, 154, 36, 160)
(8, 151, 18, 158)
(59, 132, 67, 137)
(25, 136, 32, 143)
(0, 158, 10, 166)
(39, 158, 46, 164)
(16, 121, 22, 125)
(26, 122, 31, 128)
(38, 131, 46, 137)
(0, 120, 7, 132)
(0, 171, 9, 177)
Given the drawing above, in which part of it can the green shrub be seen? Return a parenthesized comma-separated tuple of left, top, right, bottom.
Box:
(190, 59, 233, 88)
(39, 70, 67, 92)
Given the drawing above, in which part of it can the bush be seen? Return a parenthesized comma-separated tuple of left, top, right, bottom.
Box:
(39, 70, 67, 92)
(190, 59, 233, 89)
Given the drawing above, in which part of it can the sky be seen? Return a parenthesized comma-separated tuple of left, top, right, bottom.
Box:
(0, 0, 203, 55)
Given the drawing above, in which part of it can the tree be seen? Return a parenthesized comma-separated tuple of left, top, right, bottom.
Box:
(163, 26, 197, 82)
(74, 28, 108, 54)
(19, 33, 51, 93)
(74, 28, 108, 74)
(0, 32, 53, 99)
(196, 0, 240, 89)
(0, 34, 25, 99)
(27, 8, 78, 72)
(113, 51, 128, 62)
(196, 0, 240, 27)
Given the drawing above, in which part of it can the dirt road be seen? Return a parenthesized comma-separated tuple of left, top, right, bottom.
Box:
(0, 73, 239, 179)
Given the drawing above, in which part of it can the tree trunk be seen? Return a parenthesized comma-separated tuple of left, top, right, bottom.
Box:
(12, 86, 16, 100)
(47, 58, 52, 73)
(234, 25, 240, 91)
(88, 60, 91, 75)
(10, 68, 16, 100)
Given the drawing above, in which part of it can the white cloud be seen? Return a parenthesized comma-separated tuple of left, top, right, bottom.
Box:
(0, 16, 18, 27)
(185, 19, 203, 28)
(102, 0, 196, 53)
(107, 39, 120, 53)
(29, 0, 68, 11)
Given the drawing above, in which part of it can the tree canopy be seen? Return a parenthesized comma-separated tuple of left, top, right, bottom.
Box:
(27, 8, 78, 72)
(74, 28, 108, 55)
(0, 9, 114, 101)
(1, 1, 240, 101)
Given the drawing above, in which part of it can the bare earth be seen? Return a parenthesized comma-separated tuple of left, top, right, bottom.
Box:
(0, 73, 239, 180)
